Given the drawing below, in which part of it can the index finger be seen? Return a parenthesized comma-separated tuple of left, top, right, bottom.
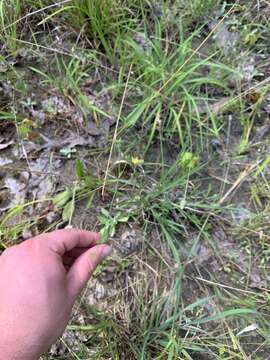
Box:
(38, 229, 100, 255)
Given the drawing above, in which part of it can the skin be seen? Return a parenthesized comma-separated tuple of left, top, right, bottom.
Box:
(0, 229, 112, 360)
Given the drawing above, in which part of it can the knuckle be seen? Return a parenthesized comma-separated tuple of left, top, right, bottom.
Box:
(23, 238, 35, 249)
(1, 245, 18, 258)
(21, 238, 41, 252)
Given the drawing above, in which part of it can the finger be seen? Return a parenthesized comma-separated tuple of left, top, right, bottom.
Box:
(67, 244, 112, 299)
(39, 229, 100, 255)
(65, 247, 91, 259)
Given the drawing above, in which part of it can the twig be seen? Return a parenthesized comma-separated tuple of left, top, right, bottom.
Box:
(10, 38, 117, 73)
(219, 162, 259, 205)
(101, 64, 133, 197)
(195, 277, 260, 296)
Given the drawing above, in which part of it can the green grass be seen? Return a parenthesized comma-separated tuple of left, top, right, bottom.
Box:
(118, 24, 234, 149)
(0, 0, 21, 52)
(1, 1, 270, 359)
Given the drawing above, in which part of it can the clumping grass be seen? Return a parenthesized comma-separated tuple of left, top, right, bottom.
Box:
(1, 0, 270, 359)
(0, 0, 21, 52)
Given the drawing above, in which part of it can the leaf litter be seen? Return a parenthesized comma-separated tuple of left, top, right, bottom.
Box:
(0, 87, 116, 223)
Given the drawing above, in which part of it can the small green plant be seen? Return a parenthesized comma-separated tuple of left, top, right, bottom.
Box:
(180, 151, 199, 170)
(59, 147, 77, 159)
(17, 118, 38, 139)
(99, 208, 130, 242)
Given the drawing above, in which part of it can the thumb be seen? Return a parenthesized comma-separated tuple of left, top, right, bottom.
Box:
(67, 244, 112, 300)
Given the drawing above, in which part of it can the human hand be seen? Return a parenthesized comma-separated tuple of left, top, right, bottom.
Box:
(0, 229, 111, 360)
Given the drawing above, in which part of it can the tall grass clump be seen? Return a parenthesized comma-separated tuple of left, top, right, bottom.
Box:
(67, 0, 139, 59)
(120, 21, 234, 151)
(0, 0, 21, 52)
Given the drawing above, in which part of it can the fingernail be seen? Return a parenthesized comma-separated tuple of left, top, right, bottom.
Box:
(101, 245, 112, 259)
(65, 225, 73, 229)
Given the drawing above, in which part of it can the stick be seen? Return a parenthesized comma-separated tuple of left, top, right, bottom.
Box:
(101, 64, 133, 197)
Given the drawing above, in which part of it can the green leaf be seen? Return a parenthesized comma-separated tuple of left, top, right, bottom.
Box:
(53, 188, 72, 208)
(75, 159, 85, 179)
(100, 226, 110, 242)
(180, 152, 199, 170)
(85, 175, 99, 189)
(62, 200, 75, 222)
(244, 31, 260, 46)
(255, 155, 270, 177)
(184, 297, 214, 312)
(187, 308, 257, 326)
(86, 192, 95, 209)
(110, 226, 116, 238)
(60, 148, 76, 158)
(118, 216, 129, 223)
(124, 100, 149, 129)
(181, 349, 194, 360)
(101, 208, 110, 217)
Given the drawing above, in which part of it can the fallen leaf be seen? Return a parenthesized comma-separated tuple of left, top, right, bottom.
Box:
(4, 177, 27, 206)
(86, 120, 102, 136)
(27, 157, 61, 203)
(245, 91, 261, 104)
(210, 22, 239, 53)
(238, 56, 257, 81)
(252, 122, 270, 143)
(39, 133, 95, 151)
(197, 97, 230, 116)
(0, 140, 13, 150)
(41, 96, 68, 114)
(237, 324, 258, 337)
(0, 62, 8, 73)
(29, 109, 46, 124)
(0, 157, 13, 166)
(249, 272, 267, 289)
(15, 133, 96, 157)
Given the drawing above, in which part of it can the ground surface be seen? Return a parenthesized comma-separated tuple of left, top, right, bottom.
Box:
(1, 1, 270, 359)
